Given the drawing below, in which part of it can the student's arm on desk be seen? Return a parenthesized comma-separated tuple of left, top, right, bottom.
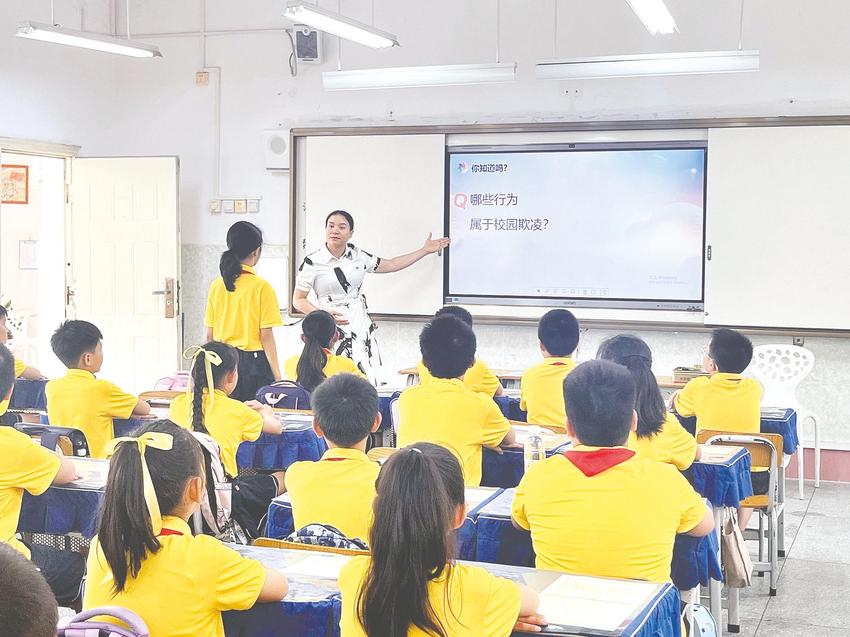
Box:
(52, 453, 77, 485)
(246, 401, 284, 435)
(257, 568, 289, 602)
(500, 427, 518, 448)
(515, 587, 545, 633)
(132, 398, 151, 417)
(20, 366, 44, 380)
(685, 508, 715, 537)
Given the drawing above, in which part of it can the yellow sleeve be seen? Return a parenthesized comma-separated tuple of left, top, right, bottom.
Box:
(416, 360, 432, 385)
(12, 432, 62, 496)
(666, 415, 699, 470)
(481, 570, 523, 636)
(470, 360, 500, 397)
(209, 540, 267, 611)
(342, 357, 366, 379)
(239, 404, 265, 442)
(519, 372, 527, 412)
(511, 472, 531, 530)
(167, 396, 193, 430)
(100, 381, 139, 419)
(14, 358, 26, 378)
(674, 377, 706, 417)
(259, 281, 284, 329)
(204, 284, 216, 328)
(284, 355, 299, 381)
(671, 469, 709, 533)
(479, 398, 511, 448)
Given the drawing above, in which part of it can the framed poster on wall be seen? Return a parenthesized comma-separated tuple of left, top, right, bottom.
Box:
(1, 164, 28, 204)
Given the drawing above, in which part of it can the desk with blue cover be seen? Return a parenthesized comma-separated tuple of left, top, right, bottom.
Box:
(675, 409, 798, 456)
(482, 429, 572, 489)
(9, 378, 48, 410)
(223, 544, 683, 637)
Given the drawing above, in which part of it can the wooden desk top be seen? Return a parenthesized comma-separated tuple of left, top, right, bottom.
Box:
(402, 367, 688, 389)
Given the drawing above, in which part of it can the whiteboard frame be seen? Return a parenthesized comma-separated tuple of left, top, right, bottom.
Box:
(289, 115, 850, 335)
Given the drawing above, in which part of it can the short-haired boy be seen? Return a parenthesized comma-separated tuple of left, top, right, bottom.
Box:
(398, 315, 515, 487)
(46, 320, 150, 458)
(416, 306, 504, 397)
(284, 373, 382, 542)
(520, 309, 580, 429)
(512, 360, 713, 583)
(0, 543, 58, 637)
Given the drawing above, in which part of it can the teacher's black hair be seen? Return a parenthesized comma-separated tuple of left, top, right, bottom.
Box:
(220, 221, 263, 292)
(420, 315, 475, 379)
(326, 210, 354, 231)
(565, 360, 636, 447)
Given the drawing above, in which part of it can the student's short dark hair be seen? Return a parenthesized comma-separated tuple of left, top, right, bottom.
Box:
(311, 373, 380, 446)
(420, 316, 476, 379)
(0, 305, 7, 319)
(564, 360, 636, 447)
(709, 328, 753, 374)
(538, 309, 580, 357)
(0, 543, 58, 637)
(434, 305, 473, 327)
(50, 320, 103, 368)
(0, 344, 15, 400)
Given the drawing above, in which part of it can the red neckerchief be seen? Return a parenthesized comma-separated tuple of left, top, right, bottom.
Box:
(550, 362, 568, 366)
(158, 528, 184, 537)
(564, 448, 636, 477)
(324, 457, 349, 462)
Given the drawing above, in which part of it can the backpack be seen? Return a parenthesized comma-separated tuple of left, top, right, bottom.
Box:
(286, 523, 369, 551)
(153, 371, 190, 391)
(191, 431, 248, 544)
(684, 603, 719, 637)
(57, 607, 149, 637)
(255, 380, 311, 410)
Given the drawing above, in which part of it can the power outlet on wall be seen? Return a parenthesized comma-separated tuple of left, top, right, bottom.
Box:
(793, 335, 805, 347)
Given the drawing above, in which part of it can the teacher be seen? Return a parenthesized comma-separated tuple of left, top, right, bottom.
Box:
(292, 210, 449, 384)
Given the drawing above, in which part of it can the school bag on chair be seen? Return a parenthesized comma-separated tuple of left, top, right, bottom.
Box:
(153, 371, 191, 391)
(57, 606, 149, 637)
(255, 380, 311, 410)
(191, 432, 249, 544)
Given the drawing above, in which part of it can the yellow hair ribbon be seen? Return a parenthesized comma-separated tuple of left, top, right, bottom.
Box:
(105, 432, 174, 535)
(182, 345, 223, 412)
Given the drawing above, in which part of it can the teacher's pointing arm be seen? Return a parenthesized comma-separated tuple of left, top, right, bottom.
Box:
(375, 233, 450, 274)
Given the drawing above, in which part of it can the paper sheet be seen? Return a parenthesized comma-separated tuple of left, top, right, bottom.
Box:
(68, 458, 109, 489)
(284, 554, 351, 580)
(698, 445, 742, 463)
(277, 413, 315, 431)
(464, 487, 498, 510)
(542, 574, 657, 605)
(760, 408, 787, 419)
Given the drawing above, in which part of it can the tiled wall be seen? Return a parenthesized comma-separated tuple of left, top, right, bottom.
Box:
(182, 244, 850, 450)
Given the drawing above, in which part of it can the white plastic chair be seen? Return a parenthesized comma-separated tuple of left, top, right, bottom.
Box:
(748, 345, 821, 498)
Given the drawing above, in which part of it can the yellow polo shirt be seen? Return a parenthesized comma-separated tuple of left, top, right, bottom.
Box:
(520, 357, 576, 428)
(512, 447, 706, 583)
(169, 390, 264, 477)
(0, 427, 61, 559)
(417, 359, 501, 396)
(84, 515, 265, 637)
(14, 358, 26, 377)
(204, 264, 283, 352)
(285, 447, 379, 541)
(339, 556, 521, 637)
(46, 369, 139, 459)
(675, 373, 762, 434)
(397, 378, 511, 486)
(284, 351, 364, 385)
(629, 413, 699, 470)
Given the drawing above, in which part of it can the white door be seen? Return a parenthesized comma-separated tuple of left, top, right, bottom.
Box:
(69, 157, 180, 393)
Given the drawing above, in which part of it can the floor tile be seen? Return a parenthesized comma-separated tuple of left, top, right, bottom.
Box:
(755, 619, 847, 636)
(765, 559, 850, 628)
(785, 514, 850, 564)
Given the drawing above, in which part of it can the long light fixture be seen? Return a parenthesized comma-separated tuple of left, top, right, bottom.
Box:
(16, 21, 162, 58)
(323, 62, 517, 90)
(283, 2, 397, 49)
(625, 0, 678, 35)
(536, 50, 759, 80)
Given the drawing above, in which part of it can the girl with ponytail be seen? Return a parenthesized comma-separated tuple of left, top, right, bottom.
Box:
(205, 221, 283, 402)
(284, 310, 364, 392)
(597, 334, 700, 470)
(84, 420, 288, 637)
(339, 442, 544, 636)
(169, 342, 286, 537)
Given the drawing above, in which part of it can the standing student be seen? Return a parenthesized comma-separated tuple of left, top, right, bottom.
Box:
(46, 320, 150, 459)
(84, 420, 288, 637)
(598, 335, 700, 470)
(169, 342, 285, 537)
(0, 543, 59, 637)
(283, 310, 364, 392)
(416, 306, 503, 397)
(520, 309, 580, 429)
(205, 221, 283, 402)
(339, 442, 544, 636)
(0, 343, 84, 606)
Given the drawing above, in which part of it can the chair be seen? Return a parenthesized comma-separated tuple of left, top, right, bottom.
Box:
(698, 431, 785, 598)
(256, 380, 312, 410)
(389, 397, 400, 445)
(748, 344, 820, 497)
(14, 423, 90, 457)
(253, 536, 369, 557)
(366, 446, 397, 463)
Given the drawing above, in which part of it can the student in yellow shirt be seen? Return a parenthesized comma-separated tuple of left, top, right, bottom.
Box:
(285, 373, 381, 542)
(512, 360, 714, 583)
(339, 442, 544, 636)
(84, 420, 288, 637)
(0, 543, 60, 637)
(397, 316, 516, 486)
(520, 309, 580, 429)
(0, 305, 42, 380)
(416, 306, 503, 397)
(598, 335, 700, 470)
(46, 320, 150, 458)
(170, 341, 284, 538)
(0, 344, 83, 606)
(205, 221, 284, 401)
(284, 310, 364, 391)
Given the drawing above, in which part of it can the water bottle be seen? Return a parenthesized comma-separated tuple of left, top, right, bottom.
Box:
(523, 426, 546, 472)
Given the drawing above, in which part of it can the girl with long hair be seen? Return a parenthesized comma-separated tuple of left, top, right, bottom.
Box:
(284, 310, 364, 392)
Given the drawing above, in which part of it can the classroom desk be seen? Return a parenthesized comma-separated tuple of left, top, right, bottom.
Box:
(265, 487, 502, 560)
(481, 429, 572, 488)
(674, 409, 798, 456)
(223, 544, 683, 637)
(9, 378, 48, 410)
(399, 366, 523, 390)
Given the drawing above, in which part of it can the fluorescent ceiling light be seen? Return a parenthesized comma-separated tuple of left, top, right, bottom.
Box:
(16, 21, 161, 58)
(283, 2, 398, 49)
(625, 0, 678, 35)
(323, 63, 517, 90)
(536, 50, 759, 80)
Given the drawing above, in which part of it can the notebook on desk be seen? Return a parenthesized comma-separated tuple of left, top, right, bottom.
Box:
(698, 444, 744, 463)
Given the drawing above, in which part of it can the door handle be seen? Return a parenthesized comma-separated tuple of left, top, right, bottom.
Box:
(153, 278, 176, 318)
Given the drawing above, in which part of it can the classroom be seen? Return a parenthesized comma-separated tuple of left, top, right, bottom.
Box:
(1, 1, 848, 636)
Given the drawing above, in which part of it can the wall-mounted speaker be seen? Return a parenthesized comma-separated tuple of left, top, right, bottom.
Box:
(294, 25, 322, 63)
(264, 129, 290, 171)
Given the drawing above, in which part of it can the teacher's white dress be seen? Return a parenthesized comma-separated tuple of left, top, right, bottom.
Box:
(295, 243, 383, 384)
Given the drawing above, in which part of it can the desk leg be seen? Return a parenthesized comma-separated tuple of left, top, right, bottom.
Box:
(728, 585, 740, 633)
(778, 465, 786, 558)
(710, 505, 724, 635)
